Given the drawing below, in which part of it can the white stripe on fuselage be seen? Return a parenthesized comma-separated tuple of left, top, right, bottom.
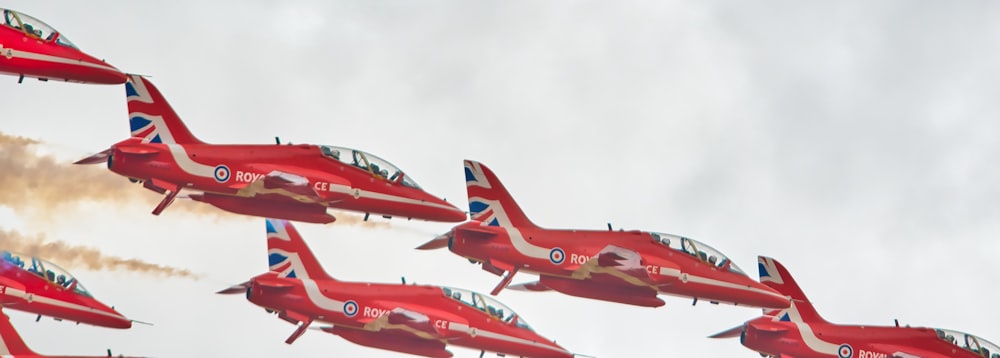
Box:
(683, 274, 789, 302)
(301, 279, 345, 313)
(470, 197, 549, 259)
(0, 46, 118, 72)
(164, 144, 215, 178)
(294, 279, 565, 355)
(1, 286, 125, 321)
(778, 304, 840, 354)
(158, 144, 455, 213)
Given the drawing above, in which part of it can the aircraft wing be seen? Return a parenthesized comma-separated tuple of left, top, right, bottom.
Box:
(507, 281, 552, 292)
(234, 169, 352, 203)
(570, 245, 655, 287)
(322, 325, 453, 358)
(363, 307, 443, 340)
(868, 344, 952, 358)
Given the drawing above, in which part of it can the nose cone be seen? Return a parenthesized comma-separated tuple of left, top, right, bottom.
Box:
(97, 303, 133, 329)
(92, 66, 127, 85)
(439, 204, 468, 223)
(534, 342, 575, 358)
(76, 52, 127, 84)
(743, 281, 790, 309)
(421, 196, 468, 223)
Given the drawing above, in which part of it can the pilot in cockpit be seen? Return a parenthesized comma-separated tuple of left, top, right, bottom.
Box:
(321, 147, 341, 160)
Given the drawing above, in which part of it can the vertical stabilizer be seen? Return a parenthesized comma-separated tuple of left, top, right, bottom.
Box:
(0, 310, 38, 356)
(125, 75, 204, 144)
(266, 218, 335, 281)
(758, 256, 827, 323)
(463, 160, 539, 229)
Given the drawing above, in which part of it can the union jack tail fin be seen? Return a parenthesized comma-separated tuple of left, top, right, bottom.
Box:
(266, 218, 335, 281)
(758, 256, 827, 323)
(125, 74, 204, 144)
(463, 160, 539, 229)
(0, 310, 39, 356)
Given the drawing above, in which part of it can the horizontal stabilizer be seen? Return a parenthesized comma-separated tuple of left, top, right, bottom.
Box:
(216, 281, 251, 294)
(416, 232, 451, 250)
(708, 324, 744, 339)
(73, 149, 112, 165)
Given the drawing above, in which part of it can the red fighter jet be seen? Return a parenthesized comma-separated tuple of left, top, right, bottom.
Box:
(0, 309, 144, 358)
(0, 8, 125, 84)
(218, 218, 575, 358)
(417, 160, 789, 309)
(711, 256, 1000, 358)
(75, 75, 466, 224)
(0, 251, 133, 329)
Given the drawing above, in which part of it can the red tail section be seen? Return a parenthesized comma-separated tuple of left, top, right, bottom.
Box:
(463, 160, 538, 229)
(125, 75, 204, 144)
(0, 310, 38, 356)
(757, 256, 826, 323)
(266, 218, 335, 281)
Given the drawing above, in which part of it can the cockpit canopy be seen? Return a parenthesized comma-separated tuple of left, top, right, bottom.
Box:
(649, 232, 746, 276)
(936, 328, 1000, 358)
(1, 9, 76, 48)
(441, 286, 532, 331)
(319, 145, 421, 189)
(1, 251, 92, 297)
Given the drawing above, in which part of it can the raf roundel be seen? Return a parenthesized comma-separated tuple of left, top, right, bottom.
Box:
(548, 247, 565, 265)
(343, 300, 359, 317)
(213, 165, 231, 183)
(838, 343, 854, 358)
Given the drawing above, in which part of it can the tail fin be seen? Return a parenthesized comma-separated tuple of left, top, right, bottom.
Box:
(0, 310, 38, 356)
(266, 218, 335, 281)
(758, 256, 826, 323)
(463, 160, 538, 229)
(125, 74, 204, 144)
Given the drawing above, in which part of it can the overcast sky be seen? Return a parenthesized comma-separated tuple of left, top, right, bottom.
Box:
(1, 1, 998, 357)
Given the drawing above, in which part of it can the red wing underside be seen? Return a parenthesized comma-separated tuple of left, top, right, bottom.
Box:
(868, 344, 952, 358)
(324, 326, 452, 358)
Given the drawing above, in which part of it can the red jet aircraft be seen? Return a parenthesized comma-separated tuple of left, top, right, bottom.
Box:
(218, 218, 575, 358)
(0, 309, 143, 358)
(0, 8, 125, 84)
(417, 160, 789, 309)
(75, 75, 466, 224)
(1, 251, 133, 329)
(711, 256, 1000, 358)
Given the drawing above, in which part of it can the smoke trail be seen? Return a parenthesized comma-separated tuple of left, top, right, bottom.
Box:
(0, 132, 392, 228)
(0, 132, 175, 215)
(0, 229, 198, 279)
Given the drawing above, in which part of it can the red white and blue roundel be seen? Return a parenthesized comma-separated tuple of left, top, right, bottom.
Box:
(213, 165, 231, 183)
(343, 300, 359, 317)
(838, 343, 854, 358)
(549, 247, 565, 265)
